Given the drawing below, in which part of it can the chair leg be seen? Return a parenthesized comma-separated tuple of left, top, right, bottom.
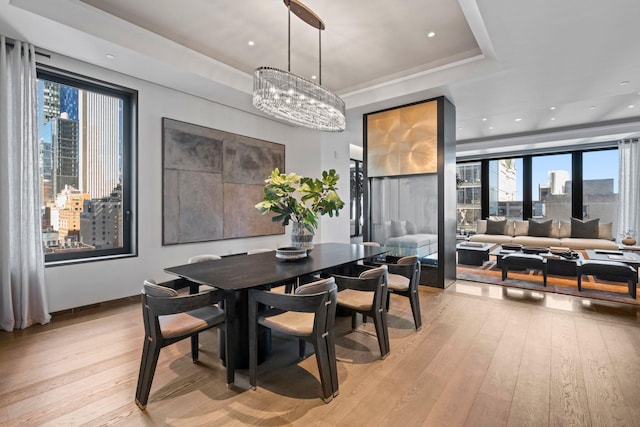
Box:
(299, 339, 306, 359)
(373, 309, 390, 359)
(190, 334, 199, 362)
(326, 329, 339, 397)
(135, 338, 162, 410)
(311, 337, 334, 403)
(249, 302, 258, 390)
(409, 290, 422, 330)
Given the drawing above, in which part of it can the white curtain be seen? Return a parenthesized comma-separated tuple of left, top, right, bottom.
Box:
(617, 138, 640, 242)
(0, 36, 50, 331)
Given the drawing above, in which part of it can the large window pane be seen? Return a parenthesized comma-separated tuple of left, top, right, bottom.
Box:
(488, 158, 522, 219)
(37, 68, 136, 263)
(531, 153, 572, 219)
(583, 149, 619, 235)
(456, 162, 481, 233)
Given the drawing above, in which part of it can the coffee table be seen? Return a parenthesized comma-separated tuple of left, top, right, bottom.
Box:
(586, 249, 640, 267)
(456, 242, 494, 266)
(490, 246, 583, 276)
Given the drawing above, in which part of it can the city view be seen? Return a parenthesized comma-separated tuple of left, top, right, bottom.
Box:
(37, 78, 124, 255)
(457, 151, 619, 235)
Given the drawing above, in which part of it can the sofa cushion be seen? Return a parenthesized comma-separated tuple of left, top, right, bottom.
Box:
(405, 221, 418, 235)
(559, 220, 571, 238)
(476, 220, 487, 234)
(469, 234, 514, 244)
(512, 236, 562, 247)
(390, 220, 406, 237)
(514, 220, 529, 236)
(550, 220, 561, 238)
(486, 219, 507, 235)
(558, 238, 618, 250)
(385, 233, 437, 249)
(599, 222, 613, 240)
(571, 218, 599, 239)
(528, 219, 553, 237)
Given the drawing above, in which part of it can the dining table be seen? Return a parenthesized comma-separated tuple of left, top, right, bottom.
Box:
(164, 242, 389, 372)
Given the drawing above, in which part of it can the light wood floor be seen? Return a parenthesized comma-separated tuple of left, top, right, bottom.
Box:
(2, 281, 640, 426)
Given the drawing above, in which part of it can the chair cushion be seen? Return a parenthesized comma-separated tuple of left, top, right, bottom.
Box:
(338, 289, 373, 311)
(144, 281, 179, 297)
(159, 306, 224, 339)
(260, 311, 315, 336)
(388, 273, 410, 291)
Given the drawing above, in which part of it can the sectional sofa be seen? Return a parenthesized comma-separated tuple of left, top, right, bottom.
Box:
(468, 218, 619, 251)
(379, 220, 438, 257)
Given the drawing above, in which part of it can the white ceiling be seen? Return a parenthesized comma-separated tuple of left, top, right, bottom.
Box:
(2, 0, 640, 155)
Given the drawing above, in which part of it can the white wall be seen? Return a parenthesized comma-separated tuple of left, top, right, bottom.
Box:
(40, 54, 350, 312)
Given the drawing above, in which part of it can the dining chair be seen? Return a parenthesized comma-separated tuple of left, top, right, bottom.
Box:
(135, 279, 234, 410)
(248, 277, 339, 402)
(379, 256, 422, 330)
(333, 265, 390, 359)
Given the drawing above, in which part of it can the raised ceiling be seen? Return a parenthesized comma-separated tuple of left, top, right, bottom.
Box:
(2, 0, 640, 154)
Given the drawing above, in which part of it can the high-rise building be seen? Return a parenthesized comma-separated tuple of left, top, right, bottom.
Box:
(80, 188, 123, 249)
(79, 91, 122, 199)
(50, 185, 90, 243)
(46, 114, 80, 197)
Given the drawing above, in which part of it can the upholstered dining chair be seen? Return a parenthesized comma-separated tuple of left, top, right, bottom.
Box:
(373, 256, 422, 330)
(135, 279, 233, 410)
(333, 265, 390, 359)
(248, 277, 339, 402)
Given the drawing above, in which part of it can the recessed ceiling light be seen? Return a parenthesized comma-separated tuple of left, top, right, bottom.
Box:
(248, 40, 255, 46)
(550, 117, 556, 121)
(311, 75, 317, 80)
(489, 126, 495, 130)
(514, 118, 522, 122)
(549, 106, 556, 110)
(588, 106, 596, 110)
(481, 118, 487, 121)
(427, 32, 436, 38)
(619, 80, 631, 86)
(629, 105, 635, 109)
(458, 127, 463, 130)
(105, 54, 115, 60)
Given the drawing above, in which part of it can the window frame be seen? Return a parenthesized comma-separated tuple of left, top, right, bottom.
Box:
(37, 65, 138, 266)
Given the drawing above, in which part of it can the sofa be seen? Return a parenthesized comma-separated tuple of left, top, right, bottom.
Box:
(468, 218, 619, 251)
(380, 220, 438, 258)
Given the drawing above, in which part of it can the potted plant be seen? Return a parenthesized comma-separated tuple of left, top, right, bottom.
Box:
(255, 168, 345, 250)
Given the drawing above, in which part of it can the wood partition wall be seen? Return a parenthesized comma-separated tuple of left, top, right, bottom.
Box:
(363, 96, 457, 288)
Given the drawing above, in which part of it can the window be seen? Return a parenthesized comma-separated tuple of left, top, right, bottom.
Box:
(456, 162, 481, 233)
(37, 66, 137, 264)
(583, 149, 619, 234)
(350, 159, 364, 237)
(488, 158, 522, 219)
(531, 153, 572, 220)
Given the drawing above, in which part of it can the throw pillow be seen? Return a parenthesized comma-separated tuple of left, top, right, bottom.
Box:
(570, 217, 599, 239)
(476, 220, 487, 234)
(559, 220, 571, 238)
(405, 221, 418, 235)
(486, 219, 507, 235)
(528, 219, 553, 237)
(514, 220, 529, 236)
(599, 222, 613, 240)
(389, 220, 406, 237)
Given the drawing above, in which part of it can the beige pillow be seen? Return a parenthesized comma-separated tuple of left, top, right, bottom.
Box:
(559, 220, 571, 238)
(514, 220, 528, 236)
(476, 220, 487, 234)
(550, 220, 561, 238)
(599, 222, 613, 240)
(505, 220, 516, 236)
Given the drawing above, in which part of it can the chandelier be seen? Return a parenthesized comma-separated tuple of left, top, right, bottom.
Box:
(253, 0, 346, 132)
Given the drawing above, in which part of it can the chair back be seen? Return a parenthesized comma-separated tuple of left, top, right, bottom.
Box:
(397, 255, 421, 291)
(295, 277, 338, 336)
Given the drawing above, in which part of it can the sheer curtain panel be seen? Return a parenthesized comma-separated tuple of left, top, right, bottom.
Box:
(0, 36, 50, 331)
(617, 138, 640, 243)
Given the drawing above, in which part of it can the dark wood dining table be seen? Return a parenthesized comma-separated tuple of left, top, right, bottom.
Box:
(164, 243, 388, 371)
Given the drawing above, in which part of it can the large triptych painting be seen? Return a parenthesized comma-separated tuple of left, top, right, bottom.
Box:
(162, 118, 285, 245)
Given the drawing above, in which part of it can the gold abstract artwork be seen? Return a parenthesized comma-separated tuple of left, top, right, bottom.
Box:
(366, 100, 438, 177)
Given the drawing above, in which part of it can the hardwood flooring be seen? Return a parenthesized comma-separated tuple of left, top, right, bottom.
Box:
(1, 281, 640, 426)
